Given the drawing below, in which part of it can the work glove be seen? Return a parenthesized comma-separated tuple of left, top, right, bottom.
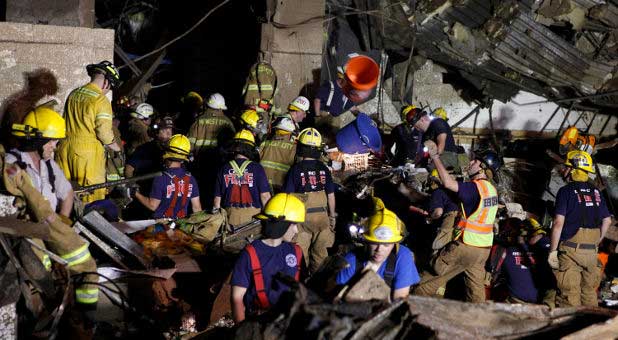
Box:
(548, 250, 559, 270)
(127, 183, 140, 197)
(424, 140, 439, 158)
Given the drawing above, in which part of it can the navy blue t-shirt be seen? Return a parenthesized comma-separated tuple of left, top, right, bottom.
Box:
(231, 240, 301, 312)
(127, 141, 164, 175)
(555, 182, 610, 240)
(457, 181, 482, 217)
(502, 244, 539, 303)
(529, 236, 557, 291)
(423, 118, 458, 153)
(214, 158, 271, 209)
(336, 245, 420, 289)
(316, 81, 355, 117)
(429, 188, 459, 214)
(391, 123, 423, 165)
(150, 167, 199, 218)
(283, 160, 335, 194)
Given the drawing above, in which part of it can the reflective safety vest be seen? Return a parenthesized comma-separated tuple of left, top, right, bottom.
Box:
(163, 172, 191, 218)
(457, 179, 498, 247)
(187, 111, 235, 154)
(259, 139, 296, 190)
(245, 243, 302, 310)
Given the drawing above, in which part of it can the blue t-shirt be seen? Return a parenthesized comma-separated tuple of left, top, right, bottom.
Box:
(391, 123, 423, 166)
(316, 81, 355, 117)
(502, 245, 538, 303)
(283, 160, 335, 194)
(150, 167, 199, 218)
(429, 188, 459, 214)
(336, 245, 420, 290)
(457, 181, 482, 217)
(529, 236, 556, 291)
(555, 182, 610, 240)
(422, 118, 458, 153)
(214, 158, 271, 209)
(231, 240, 301, 312)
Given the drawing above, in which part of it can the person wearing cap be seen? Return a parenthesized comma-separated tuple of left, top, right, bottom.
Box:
(134, 134, 202, 219)
(57, 60, 122, 203)
(406, 106, 461, 172)
(415, 141, 501, 302)
(125, 103, 154, 155)
(387, 105, 424, 166)
(313, 68, 357, 118)
(283, 128, 336, 273)
(336, 208, 420, 299)
(259, 116, 297, 193)
(230, 193, 305, 323)
(548, 150, 611, 307)
(213, 130, 272, 227)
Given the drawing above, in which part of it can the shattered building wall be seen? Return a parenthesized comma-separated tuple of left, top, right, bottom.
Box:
(0, 22, 114, 114)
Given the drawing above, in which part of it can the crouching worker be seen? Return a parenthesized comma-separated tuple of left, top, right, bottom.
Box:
(135, 134, 202, 218)
(231, 193, 305, 323)
(336, 208, 420, 299)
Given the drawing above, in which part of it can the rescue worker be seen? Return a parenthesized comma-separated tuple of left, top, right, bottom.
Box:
(231, 193, 304, 323)
(125, 115, 174, 178)
(548, 150, 611, 307)
(427, 169, 460, 255)
(523, 217, 557, 307)
(187, 92, 235, 156)
(125, 103, 154, 155)
(8, 106, 74, 217)
(242, 61, 278, 122)
(134, 134, 202, 219)
(213, 130, 272, 227)
(282, 96, 310, 132)
(259, 116, 297, 193)
(387, 105, 423, 166)
(283, 128, 336, 273)
(6, 107, 99, 327)
(56, 60, 122, 203)
(489, 218, 539, 303)
(415, 141, 501, 302)
(313, 67, 357, 118)
(433, 107, 448, 121)
(177, 91, 204, 134)
(407, 107, 462, 172)
(336, 208, 420, 299)
(238, 108, 263, 143)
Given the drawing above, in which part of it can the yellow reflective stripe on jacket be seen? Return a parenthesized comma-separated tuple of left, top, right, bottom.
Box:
(96, 113, 113, 120)
(74, 87, 100, 98)
(460, 179, 498, 247)
(41, 254, 52, 271)
(61, 243, 92, 267)
(261, 160, 291, 172)
(247, 84, 274, 91)
(194, 139, 218, 147)
(75, 288, 99, 304)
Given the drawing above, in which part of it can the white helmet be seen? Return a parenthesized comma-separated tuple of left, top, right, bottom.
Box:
(274, 117, 296, 132)
(207, 93, 227, 110)
(288, 96, 309, 112)
(130, 103, 154, 119)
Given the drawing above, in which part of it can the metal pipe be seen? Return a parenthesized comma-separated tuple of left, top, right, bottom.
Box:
(539, 106, 561, 132)
(556, 103, 575, 137)
(451, 105, 481, 128)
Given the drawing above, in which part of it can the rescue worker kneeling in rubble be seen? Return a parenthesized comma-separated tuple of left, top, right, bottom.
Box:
(134, 134, 202, 219)
(548, 150, 611, 307)
(6, 106, 99, 326)
(336, 208, 420, 299)
(283, 128, 336, 274)
(230, 193, 305, 323)
(415, 141, 501, 302)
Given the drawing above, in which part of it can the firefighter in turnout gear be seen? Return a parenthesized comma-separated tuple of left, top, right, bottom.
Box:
(6, 106, 99, 324)
(134, 134, 202, 218)
(548, 150, 611, 307)
(259, 116, 297, 193)
(336, 208, 420, 299)
(214, 130, 272, 227)
(125, 103, 154, 155)
(242, 61, 278, 124)
(415, 141, 501, 302)
(231, 193, 305, 323)
(187, 93, 235, 157)
(283, 128, 337, 273)
(56, 60, 122, 203)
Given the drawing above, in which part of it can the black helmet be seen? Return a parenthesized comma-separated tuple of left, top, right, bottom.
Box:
(86, 60, 121, 89)
(475, 149, 502, 174)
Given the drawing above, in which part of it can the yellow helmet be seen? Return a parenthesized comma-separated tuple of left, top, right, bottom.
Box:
(525, 217, 546, 237)
(433, 107, 448, 121)
(164, 134, 191, 161)
(12, 106, 66, 139)
(255, 193, 306, 223)
(234, 129, 256, 146)
(363, 208, 404, 243)
(565, 150, 594, 173)
(400, 104, 417, 121)
(298, 127, 322, 147)
(182, 91, 203, 106)
(240, 109, 260, 129)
